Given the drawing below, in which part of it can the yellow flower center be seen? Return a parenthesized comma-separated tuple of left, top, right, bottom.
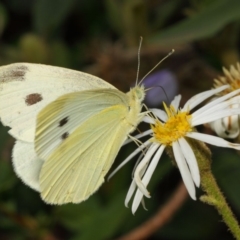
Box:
(214, 63, 240, 96)
(151, 103, 192, 146)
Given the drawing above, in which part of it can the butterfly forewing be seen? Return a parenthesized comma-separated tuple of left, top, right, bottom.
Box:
(0, 63, 115, 142)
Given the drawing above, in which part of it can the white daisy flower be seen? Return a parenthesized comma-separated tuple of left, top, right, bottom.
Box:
(208, 63, 240, 138)
(208, 96, 240, 138)
(110, 85, 240, 214)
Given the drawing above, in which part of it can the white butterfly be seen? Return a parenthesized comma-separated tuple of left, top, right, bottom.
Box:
(0, 62, 146, 204)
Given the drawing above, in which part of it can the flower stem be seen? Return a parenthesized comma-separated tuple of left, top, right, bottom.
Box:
(189, 138, 240, 239)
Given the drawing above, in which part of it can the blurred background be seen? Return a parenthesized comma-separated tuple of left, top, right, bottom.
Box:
(0, 0, 240, 239)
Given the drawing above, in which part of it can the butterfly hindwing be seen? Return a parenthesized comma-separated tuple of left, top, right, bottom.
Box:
(12, 140, 43, 191)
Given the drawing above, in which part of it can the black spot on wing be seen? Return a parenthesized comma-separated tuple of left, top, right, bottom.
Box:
(59, 117, 69, 127)
(2, 65, 29, 82)
(25, 93, 43, 106)
(61, 132, 69, 140)
(12, 65, 28, 79)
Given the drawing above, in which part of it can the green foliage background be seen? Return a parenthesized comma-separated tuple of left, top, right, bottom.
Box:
(0, 0, 240, 239)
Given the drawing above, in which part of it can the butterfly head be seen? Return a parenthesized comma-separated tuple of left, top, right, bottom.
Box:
(126, 85, 146, 130)
(129, 85, 145, 103)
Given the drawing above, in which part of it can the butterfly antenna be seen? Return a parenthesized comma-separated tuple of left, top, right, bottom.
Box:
(139, 49, 175, 85)
(135, 37, 143, 86)
(159, 85, 170, 103)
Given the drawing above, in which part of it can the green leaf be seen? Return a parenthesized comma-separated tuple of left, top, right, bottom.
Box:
(57, 192, 129, 240)
(0, 123, 10, 153)
(50, 41, 72, 67)
(212, 147, 240, 213)
(0, 161, 16, 193)
(158, 199, 220, 240)
(56, 196, 102, 231)
(152, 0, 183, 30)
(33, 0, 77, 35)
(104, 0, 123, 34)
(0, 3, 8, 37)
(18, 34, 49, 62)
(150, 0, 240, 46)
(79, 192, 129, 240)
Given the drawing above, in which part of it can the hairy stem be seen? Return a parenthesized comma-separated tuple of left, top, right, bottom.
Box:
(189, 138, 240, 239)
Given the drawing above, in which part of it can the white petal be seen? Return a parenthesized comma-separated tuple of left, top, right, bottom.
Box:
(192, 97, 240, 123)
(108, 140, 151, 180)
(182, 85, 229, 111)
(134, 143, 159, 197)
(125, 180, 137, 207)
(142, 145, 165, 186)
(171, 95, 182, 110)
(132, 188, 146, 214)
(172, 142, 196, 200)
(226, 96, 240, 106)
(131, 151, 145, 175)
(150, 108, 168, 122)
(178, 138, 200, 187)
(192, 108, 240, 126)
(141, 198, 148, 211)
(208, 116, 239, 139)
(186, 132, 240, 150)
(123, 130, 152, 146)
(127, 156, 150, 211)
(126, 153, 150, 208)
(193, 92, 240, 119)
(131, 145, 165, 213)
(142, 115, 155, 124)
